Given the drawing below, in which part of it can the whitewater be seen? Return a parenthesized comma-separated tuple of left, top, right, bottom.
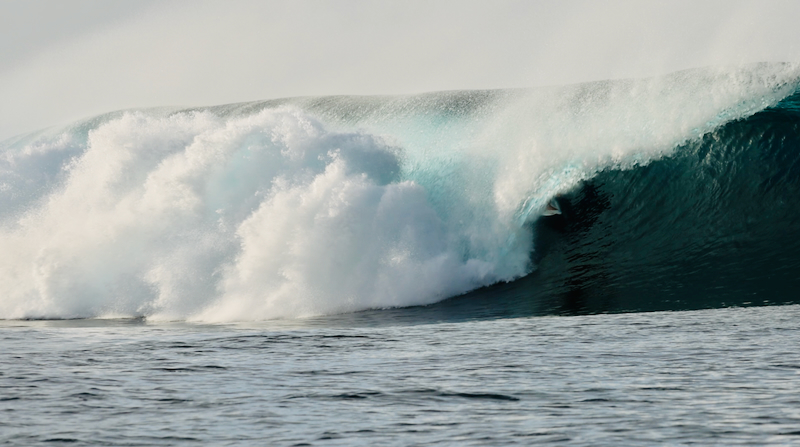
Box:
(2, 63, 799, 322)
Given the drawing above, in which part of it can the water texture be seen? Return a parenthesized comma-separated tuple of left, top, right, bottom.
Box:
(2, 305, 800, 446)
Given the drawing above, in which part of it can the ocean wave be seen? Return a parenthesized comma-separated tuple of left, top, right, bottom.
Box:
(1, 63, 798, 321)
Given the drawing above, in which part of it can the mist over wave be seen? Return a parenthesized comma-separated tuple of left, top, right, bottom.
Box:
(1, 63, 798, 321)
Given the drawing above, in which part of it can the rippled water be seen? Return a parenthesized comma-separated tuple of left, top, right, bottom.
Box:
(3, 305, 800, 445)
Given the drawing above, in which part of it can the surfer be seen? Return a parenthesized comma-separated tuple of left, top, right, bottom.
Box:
(542, 198, 562, 216)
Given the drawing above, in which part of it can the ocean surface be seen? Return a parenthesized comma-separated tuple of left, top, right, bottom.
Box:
(3, 63, 800, 444)
(3, 305, 800, 445)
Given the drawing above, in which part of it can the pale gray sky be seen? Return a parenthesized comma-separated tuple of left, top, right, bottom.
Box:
(2, 0, 800, 140)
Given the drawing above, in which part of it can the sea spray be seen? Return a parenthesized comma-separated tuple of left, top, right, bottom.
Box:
(1, 63, 798, 321)
(0, 109, 496, 320)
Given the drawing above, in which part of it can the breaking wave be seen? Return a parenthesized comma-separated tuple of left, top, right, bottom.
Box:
(1, 63, 799, 321)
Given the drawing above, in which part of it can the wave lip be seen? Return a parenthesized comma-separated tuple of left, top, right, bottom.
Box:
(1, 63, 799, 321)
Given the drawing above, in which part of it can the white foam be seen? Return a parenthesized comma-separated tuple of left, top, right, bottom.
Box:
(0, 107, 495, 321)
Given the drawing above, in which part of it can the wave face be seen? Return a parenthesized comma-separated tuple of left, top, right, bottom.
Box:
(436, 88, 800, 319)
(1, 63, 799, 321)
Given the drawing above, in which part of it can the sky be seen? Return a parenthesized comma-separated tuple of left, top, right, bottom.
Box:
(1, 0, 800, 141)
